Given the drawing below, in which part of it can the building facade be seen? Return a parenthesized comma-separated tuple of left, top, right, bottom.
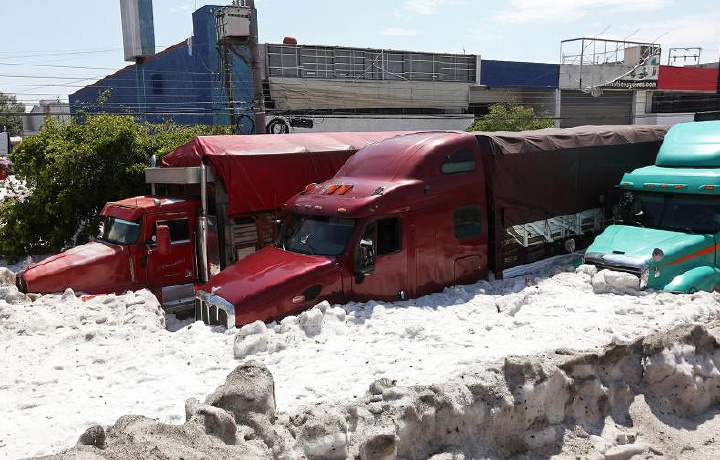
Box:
(71, 5, 255, 129)
(70, 5, 719, 132)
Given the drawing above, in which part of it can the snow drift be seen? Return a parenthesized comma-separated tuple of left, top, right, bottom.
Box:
(42, 323, 720, 459)
(4, 259, 720, 458)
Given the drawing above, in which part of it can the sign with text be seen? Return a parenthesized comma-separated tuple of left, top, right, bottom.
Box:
(604, 52, 661, 90)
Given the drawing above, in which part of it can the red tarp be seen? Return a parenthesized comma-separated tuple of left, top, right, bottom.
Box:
(162, 132, 406, 216)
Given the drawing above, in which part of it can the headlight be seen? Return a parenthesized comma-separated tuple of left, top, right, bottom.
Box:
(640, 267, 650, 289)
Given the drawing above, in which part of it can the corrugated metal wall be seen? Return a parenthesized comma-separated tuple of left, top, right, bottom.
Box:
(268, 77, 470, 110)
(560, 90, 632, 127)
(71, 6, 254, 127)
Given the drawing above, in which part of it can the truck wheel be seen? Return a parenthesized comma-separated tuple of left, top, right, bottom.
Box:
(688, 287, 698, 294)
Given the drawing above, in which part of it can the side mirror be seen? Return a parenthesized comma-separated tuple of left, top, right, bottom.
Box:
(564, 238, 576, 253)
(355, 238, 375, 276)
(272, 219, 284, 241)
(156, 224, 171, 255)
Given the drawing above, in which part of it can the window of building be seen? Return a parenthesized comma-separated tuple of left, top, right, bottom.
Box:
(454, 207, 482, 238)
(651, 91, 720, 114)
(441, 149, 475, 174)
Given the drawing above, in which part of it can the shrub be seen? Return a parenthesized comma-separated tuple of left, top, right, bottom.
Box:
(0, 114, 229, 261)
(467, 103, 554, 132)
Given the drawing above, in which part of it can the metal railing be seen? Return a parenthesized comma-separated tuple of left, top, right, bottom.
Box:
(266, 44, 476, 82)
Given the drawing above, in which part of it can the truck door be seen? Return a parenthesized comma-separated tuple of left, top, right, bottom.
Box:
(145, 215, 196, 290)
(351, 217, 408, 302)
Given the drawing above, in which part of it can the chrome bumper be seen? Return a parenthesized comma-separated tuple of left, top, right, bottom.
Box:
(195, 291, 236, 329)
(584, 252, 650, 288)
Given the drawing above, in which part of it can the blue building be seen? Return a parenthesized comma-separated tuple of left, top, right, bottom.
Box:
(70, 5, 255, 129)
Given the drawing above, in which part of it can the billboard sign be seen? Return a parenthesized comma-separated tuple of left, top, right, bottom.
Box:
(603, 51, 661, 90)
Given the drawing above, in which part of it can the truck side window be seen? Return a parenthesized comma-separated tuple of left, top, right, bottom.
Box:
(156, 218, 190, 243)
(454, 206, 482, 238)
(440, 149, 475, 174)
(377, 217, 401, 256)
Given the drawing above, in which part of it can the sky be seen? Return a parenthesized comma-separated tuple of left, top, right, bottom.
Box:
(1, 0, 719, 107)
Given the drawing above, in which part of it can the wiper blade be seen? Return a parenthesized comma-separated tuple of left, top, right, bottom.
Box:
(616, 219, 644, 228)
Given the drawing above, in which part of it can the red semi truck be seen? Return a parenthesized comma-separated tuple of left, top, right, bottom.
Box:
(195, 126, 668, 328)
(16, 132, 403, 312)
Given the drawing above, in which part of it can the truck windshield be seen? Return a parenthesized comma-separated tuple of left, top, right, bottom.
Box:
(99, 217, 142, 245)
(279, 215, 356, 256)
(617, 191, 720, 234)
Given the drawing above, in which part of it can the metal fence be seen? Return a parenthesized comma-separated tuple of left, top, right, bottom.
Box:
(266, 44, 476, 82)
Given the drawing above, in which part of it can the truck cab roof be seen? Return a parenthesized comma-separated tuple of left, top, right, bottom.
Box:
(656, 120, 720, 167)
(287, 131, 479, 217)
(101, 196, 199, 221)
(621, 165, 720, 195)
(619, 121, 720, 194)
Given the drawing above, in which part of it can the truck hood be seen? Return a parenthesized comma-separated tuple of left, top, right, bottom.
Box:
(199, 246, 341, 325)
(20, 241, 132, 295)
(586, 225, 713, 266)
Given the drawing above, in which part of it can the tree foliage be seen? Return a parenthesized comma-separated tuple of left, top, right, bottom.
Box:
(467, 103, 554, 132)
(0, 114, 230, 261)
(0, 92, 25, 136)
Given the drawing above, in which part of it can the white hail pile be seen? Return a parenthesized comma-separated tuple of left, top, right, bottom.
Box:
(0, 175, 29, 202)
(1, 260, 720, 458)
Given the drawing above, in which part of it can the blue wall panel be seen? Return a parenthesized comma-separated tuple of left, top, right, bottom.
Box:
(480, 60, 559, 89)
(70, 5, 255, 129)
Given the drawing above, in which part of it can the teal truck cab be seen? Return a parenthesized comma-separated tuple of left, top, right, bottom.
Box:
(584, 120, 720, 293)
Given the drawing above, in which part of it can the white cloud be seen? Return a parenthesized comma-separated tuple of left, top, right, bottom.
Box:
(624, 14, 720, 62)
(380, 27, 419, 37)
(401, 0, 456, 15)
(493, 0, 672, 25)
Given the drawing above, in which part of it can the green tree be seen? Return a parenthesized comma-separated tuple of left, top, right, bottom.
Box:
(467, 103, 554, 132)
(0, 114, 230, 261)
(0, 92, 25, 136)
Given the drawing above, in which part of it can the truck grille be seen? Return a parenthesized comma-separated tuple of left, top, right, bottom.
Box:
(584, 252, 647, 277)
(195, 297, 231, 328)
(588, 263, 642, 276)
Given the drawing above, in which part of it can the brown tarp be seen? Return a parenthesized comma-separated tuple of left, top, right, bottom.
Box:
(473, 125, 668, 275)
(474, 125, 668, 227)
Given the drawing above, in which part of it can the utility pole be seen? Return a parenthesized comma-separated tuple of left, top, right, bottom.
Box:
(247, 0, 266, 133)
(135, 56, 147, 122)
(218, 0, 266, 133)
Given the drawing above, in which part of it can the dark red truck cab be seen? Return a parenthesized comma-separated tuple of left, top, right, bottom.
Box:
(0, 158, 12, 180)
(196, 127, 668, 328)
